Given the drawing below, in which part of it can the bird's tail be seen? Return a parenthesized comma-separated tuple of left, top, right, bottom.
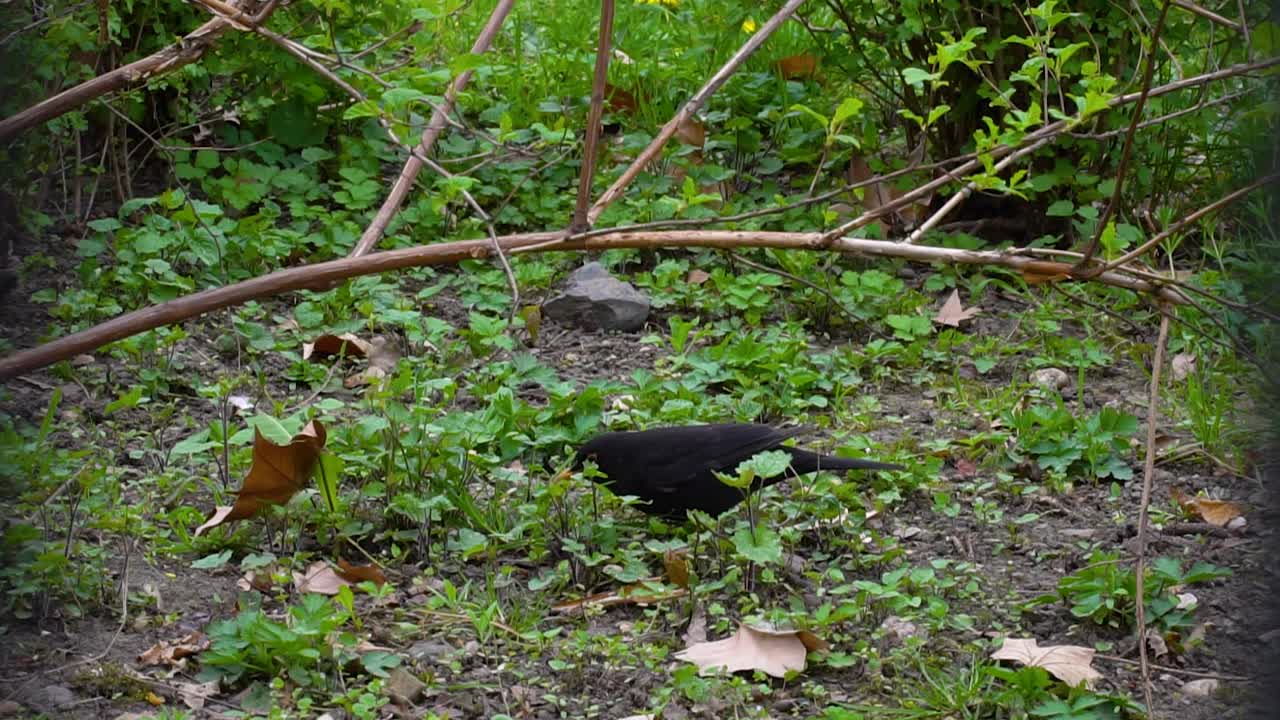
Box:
(789, 448, 904, 474)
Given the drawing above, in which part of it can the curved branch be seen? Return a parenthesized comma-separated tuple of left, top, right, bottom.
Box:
(0, 229, 1182, 381)
(0, 1, 278, 143)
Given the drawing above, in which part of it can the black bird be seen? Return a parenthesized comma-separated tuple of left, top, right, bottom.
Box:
(569, 423, 903, 517)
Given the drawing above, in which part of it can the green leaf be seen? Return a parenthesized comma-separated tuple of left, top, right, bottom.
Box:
(832, 97, 864, 128)
(360, 651, 401, 677)
(314, 453, 343, 513)
(268, 97, 327, 148)
(1046, 200, 1074, 217)
(735, 449, 791, 479)
(900, 67, 936, 87)
(732, 526, 783, 564)
(193, 550, 234, 570)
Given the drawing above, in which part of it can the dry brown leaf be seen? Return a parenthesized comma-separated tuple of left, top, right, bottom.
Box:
(953, 457, 979, 478)
(344, 336, 401, 388)
(990, 637, 1102, 687)
(137, 631, 209, 667)
(177, 679, 220, 710)
(933, 289, 980, 327)
(683, 605, 708, 647)
(237, 568, 276, 593)
(776, 53, 818, 79)
(674, 623, 825, 678)
(1171, 352, 1197, 382)
(195, 421, 327, 535)
(1020, 266, 1070, 285)
(303, 333, 371, 361)
(1171, 488, 1243, 527)
(686, 269, 710, 285)
(847, 153, 891, 213)
(194, 505, 235, 537)
(605, 83, 639, 115)
(294, 561, 349, 595)
(663, 549, 690, 588)
(675, 116, 705, 149)
(337, 559, 388, 587)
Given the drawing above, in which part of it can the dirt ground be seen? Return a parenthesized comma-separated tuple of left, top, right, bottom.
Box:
(1, 254, 1277, 720)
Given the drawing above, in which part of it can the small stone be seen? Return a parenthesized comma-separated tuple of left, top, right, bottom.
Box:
(543, 262, 651, 332)
(407, 639, 453, 663)
(1031, 367, 1070, 391)
(386, 667, 426, 704)
(39, 685, 75, 708)
(1180, 678, 1219, 697)
(1226, 516, 1247, 533)
(879, 616, 919, 642)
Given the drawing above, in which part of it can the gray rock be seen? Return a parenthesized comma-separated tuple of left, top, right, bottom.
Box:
(543, 262, 650, 332)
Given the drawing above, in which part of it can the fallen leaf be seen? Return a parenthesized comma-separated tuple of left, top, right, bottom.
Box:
(674, 623, 825, 678)
(194, 506, 235, 536)
(990, 637, 1102, 687)
(195, 421, 327, 535)
(1020, 265, 1070, 285)
(303, 333, 371, 361)
(847, 153, 892, 214)
(237, 568, 275, 592)
(294, 561, 349, 595)
(337, 559, 388, 587)
(675, 116, 705, 149)
(663, 549, 690, 588)
(344, 336, 402, 388)
(605, 83, 639, 115)
(776, 53, 818, 79)
(683, 605, 708, 647)
(686, 269, 710, 285)
(178, 679, 220, 710)
(137, 631, 209, 667)
(933, 289, 980, 327)
(1171, 352, 1197, 381)
(1171, 488, 1243, 527)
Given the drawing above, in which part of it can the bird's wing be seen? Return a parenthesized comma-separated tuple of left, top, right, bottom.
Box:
(645, 424, 806, 494)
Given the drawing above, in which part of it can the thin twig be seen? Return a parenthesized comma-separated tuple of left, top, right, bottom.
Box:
(1097, 653, 1250, 681)
(571, 0, 615, 233)
(1134, 307, 1171, 718)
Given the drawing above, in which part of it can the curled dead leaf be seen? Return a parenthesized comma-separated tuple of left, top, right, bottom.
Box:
(1171, 488, 1243, 527)
(662, 549, 690, 588)
(137, 631, 210, 667)
(1170, 352, 1197, 382)
(195, 421, 327, 535)
(303, 333, 371, 361)
(337, 559, 388, 587)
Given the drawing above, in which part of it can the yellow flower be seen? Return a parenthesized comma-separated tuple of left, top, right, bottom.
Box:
(639, 0, 680, 6)
(741, 18, 757, 33)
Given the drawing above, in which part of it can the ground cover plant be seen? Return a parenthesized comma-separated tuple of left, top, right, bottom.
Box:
(0, 0, 1275, 719)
